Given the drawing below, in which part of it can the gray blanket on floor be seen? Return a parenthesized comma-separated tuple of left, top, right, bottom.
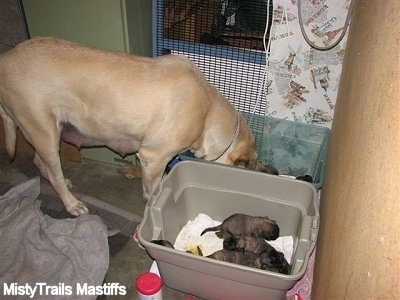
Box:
(0, 178, 109, 299)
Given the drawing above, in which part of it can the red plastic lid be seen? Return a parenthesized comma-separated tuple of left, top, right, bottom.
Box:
(136, 272, 163, 295)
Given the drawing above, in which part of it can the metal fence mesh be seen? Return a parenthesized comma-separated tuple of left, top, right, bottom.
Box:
(153, 0, 273, 153)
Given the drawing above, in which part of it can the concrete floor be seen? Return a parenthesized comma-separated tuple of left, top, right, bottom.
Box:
(0, 149, 196, 300)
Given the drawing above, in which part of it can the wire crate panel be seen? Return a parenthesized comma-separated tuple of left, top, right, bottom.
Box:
(153, 0, 273, 152)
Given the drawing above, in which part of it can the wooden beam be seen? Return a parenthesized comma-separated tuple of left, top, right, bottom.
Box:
(312, 0, 400, 298)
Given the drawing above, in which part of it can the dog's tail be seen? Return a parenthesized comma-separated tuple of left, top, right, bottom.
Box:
(0, 106, 17, 159)
(200, 225, 222, 236)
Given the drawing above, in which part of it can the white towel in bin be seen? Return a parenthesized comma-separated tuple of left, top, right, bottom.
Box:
(174, 213, 222, 256)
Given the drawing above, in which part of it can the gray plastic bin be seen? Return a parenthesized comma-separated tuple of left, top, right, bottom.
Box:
(138, 161, 319, 300)
(179, 113, 330, 189)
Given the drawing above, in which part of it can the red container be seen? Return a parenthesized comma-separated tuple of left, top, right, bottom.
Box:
(136, 272, 163, 299)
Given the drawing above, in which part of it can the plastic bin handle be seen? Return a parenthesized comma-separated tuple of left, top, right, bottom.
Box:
(148, 182, 165, 207)
(300, 215, 319, 242)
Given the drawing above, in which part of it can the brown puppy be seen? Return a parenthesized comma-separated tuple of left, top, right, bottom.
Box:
(200, 213, 279, 242)
(257, 246, 290, 274)
(207, 249, 259, 269)
(0, 37, 263, 216)
(224, 235, 271, 255)
(224, 235, 290, 274)
(208, 249, 289, 274)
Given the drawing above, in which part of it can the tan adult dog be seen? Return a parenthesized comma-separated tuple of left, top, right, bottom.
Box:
(0, 37, 264, 216)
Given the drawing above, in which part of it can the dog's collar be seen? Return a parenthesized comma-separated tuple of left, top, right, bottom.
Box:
(210, 114, 240, 162)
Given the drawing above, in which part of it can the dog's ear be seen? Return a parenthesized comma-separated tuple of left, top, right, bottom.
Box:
(227, 144, 259, 169)
(227, 118, 259, 168)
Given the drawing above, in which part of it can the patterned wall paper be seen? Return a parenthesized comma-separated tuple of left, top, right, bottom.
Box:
(266, 0, 353, 128)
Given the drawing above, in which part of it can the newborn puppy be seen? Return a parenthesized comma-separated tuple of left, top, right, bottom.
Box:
(207, 249, 259, 268)
(151, 239, 175, 248)
(237, 160, 279, 175)
(296, 175, 313, 183)
(258, 164, 279, 175)
(224, 235, 271, 255)
(224, 235, 291, 274)
(200, 213, 280, 241)
(256, 245, 290, 274)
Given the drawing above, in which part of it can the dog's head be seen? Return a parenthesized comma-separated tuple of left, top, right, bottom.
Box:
(253, 217, 280, 241)
(257, 249, 290, 274)
(217, 116, 260, 168)
(217, 116, 278, 175)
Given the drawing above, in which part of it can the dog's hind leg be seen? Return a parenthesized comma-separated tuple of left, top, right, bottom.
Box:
(33, 147, 88, 216)
(23, 123, 89, 216)
(33, 153, 73, 189)
(0, 106, 17, 160)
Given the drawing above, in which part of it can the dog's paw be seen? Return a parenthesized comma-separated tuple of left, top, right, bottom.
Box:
(65, 179, 73, 189)
(67, 201, 89, 216)
(122, 165, 142, 179)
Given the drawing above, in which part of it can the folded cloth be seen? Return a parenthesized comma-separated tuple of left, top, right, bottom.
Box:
(174, 213, 222, 256)
(0, 178, 109, 300)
